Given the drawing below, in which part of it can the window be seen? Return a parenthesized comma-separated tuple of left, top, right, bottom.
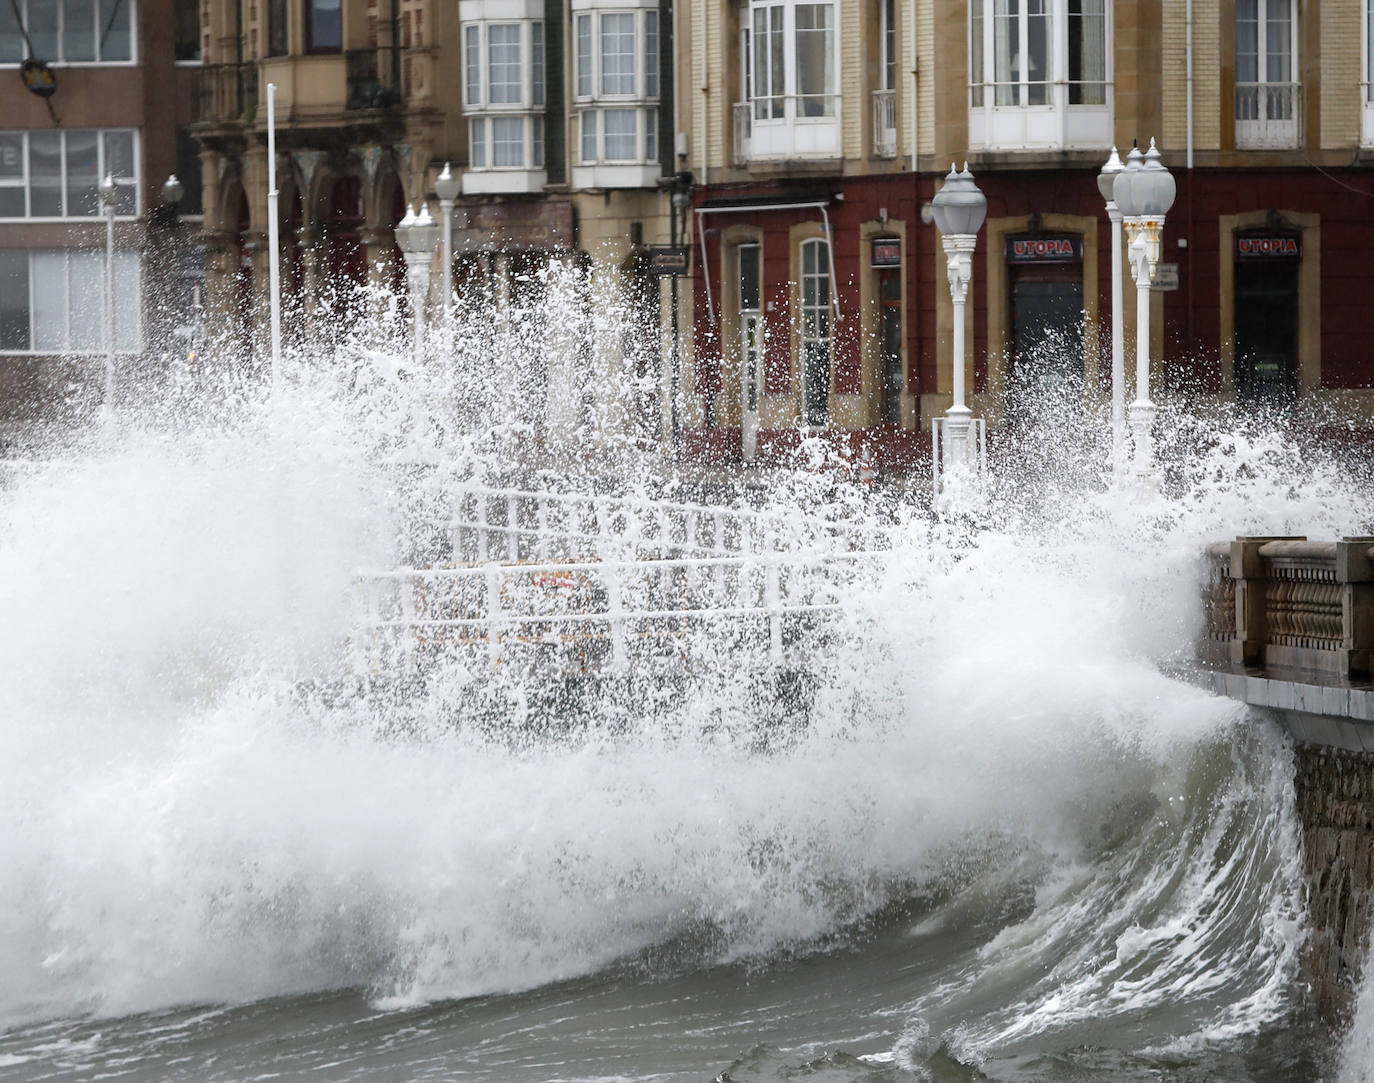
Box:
(1235, 0, 1299, 148)
(1364, 0, 1374, 144)
(0, 130, 138, 219)
(968, 0, 1111, 150)
(308, 0, 342, 53)
(0, 0, 135, 63)
(268, 0, 288, 56)
(873, 0, 898, 157)
(0, 248, 141, 353)
(737, 0, 841, 161)
(462, 19, 546, 177)
(800, 237, 831, 427)
(174, 0, 200, 61)
(572, 8, 660, 167)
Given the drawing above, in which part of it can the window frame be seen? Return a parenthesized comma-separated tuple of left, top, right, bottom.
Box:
(572, 7, 661, 167)
(0, 128, 140, 221)
(1234, 0, 1300, 147)
(0, 247, 142, 355)
(0, 0, 139, 65)
(461, 18, 547, 173)
(799, 236, 832, 428)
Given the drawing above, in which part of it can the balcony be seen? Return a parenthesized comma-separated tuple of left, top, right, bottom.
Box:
(345, 47, 402, 110)
(192, 63, 258, 126)
(732, 95, 843, 167)
(1235, 82, 1302, 149)
(872, 89, 896, 159)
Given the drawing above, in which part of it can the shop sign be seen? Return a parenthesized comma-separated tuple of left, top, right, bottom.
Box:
(1005, 234, 1082, 264)
(1236, 234, 1301, 259)
(647, 245, 690, 275)
(870, 236, 902, 267)
(1151, 262, 1180, 291)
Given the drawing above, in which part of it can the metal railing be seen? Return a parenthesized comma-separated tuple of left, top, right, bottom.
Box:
(345, 47, 402, 110)
(192, 62, 259, 125)
(1234, 82, 1302, 149)
(1201, 537, 1374, 679)
(732, 95, 843, 165)
(872, 89, 897, 158)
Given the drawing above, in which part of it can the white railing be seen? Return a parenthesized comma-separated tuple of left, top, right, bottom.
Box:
(732, 95, 844, 163)
(872, 89, 897, 158)
(1235, 82, 1302, 149)
(358, 551, 881, 674)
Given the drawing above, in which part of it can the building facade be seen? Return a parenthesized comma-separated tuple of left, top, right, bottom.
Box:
(679, 1, 1374, 472)
(0, 0, 203, 450)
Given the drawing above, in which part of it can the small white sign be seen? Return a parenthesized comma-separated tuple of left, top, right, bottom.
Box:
(1151, 262, 1180, 291)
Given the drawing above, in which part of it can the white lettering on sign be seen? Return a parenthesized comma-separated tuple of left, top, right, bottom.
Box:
(1011, 238, 1076, 259)
(1237, 235, 1300, 258)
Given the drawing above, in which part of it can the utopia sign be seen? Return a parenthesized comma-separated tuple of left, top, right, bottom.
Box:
(1236, 234, 1301, 259)
(1005, 235, 1082, 263)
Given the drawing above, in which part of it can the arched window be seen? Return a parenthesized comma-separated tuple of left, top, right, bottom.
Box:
(799, 237, 831, 427)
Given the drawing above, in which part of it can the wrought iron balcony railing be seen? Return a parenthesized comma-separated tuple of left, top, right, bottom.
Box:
(345, 47, 402, 110)
(1235, 82, 1303, 149)
(192, 63, 259, 125)
(872, 89, 897, 158)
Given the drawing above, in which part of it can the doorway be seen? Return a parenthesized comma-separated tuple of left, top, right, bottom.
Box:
(1008, 272, 1084, 419)
(878, 269, 902, 425)
(1234, 259, 1298, 405)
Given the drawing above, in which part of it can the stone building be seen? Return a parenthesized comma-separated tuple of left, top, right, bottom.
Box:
(678, 1, 1374, 471)
(191, 0, 681, 449)
(0, 0, 203, 449)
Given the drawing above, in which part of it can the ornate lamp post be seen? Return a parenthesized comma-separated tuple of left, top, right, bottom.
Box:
(434, 163, 460, 335)
(395, 203, 440, 367)
(929, 163, 987, 472)
(1097, 147, 1125, 473)
(1112, 139, 1176, 478)
(98, 173, 120, 423)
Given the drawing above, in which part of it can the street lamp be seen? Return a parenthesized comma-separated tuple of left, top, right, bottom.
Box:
(434, 162, 460, 335)
(98, 172, 120, 424)
(669, 169, 693, 459)
(929, 162, 987, 474)
(1097, 146, 1125, 474)
(1112, 138, 1176, 478)
(395, 202, 440, 366)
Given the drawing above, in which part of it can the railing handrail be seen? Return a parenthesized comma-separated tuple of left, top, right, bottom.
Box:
(366, 550, 887, 581)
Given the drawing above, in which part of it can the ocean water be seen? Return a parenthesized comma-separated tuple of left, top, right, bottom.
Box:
(0, 308, 1371, 1080)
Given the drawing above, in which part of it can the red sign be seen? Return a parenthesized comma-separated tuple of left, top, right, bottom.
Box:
(1236, 234, 1301, 259)
(1006, 235, 1082, 263)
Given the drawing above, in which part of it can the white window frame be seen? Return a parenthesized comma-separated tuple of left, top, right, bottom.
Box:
(736, 0, 841, 162)
(1235, 0, 1300, 149)
(1364, 0, 1374, 146)
(459, 9, 547, 191)
(0, 248, 142, 355)
(571, 4, 661, 176)
(0, 129, 140, 220)
(967, 0, 1113, 152)
(799, 236, 831, 428)
(0, 0, 139, 65)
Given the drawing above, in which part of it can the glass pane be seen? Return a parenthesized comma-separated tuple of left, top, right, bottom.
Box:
(645, 11, 659, 98)
(0, 187, 24, 217)
(0, 3, 23, 63)
(68, 250, 101, 350)
(768, 6, 784, 117)
(309, 0, 341, 51)
(739, 244, 760, 311)
(174, 0, 200, 60)
(0, 249, 30, 350)
(804, 340, 829, 425)
(645, 107, 657, 161)
(883, 0, 896, 90)
(1236, 0, 1259, 83)
(1266, 1, 1292, 83)
(533, 115, 544, 168)
(1068, 0, 1107, 105)
(113, 250, 139, 350)
(581, 110, 597, 162)
(29, 131, 62, 217)
(98, 0, 132, 60)
(470, 117, 486, 167)
(65, 130, 99, 217)
(64, 0, 97, 62)
(464, 25, 480, 104)
(970, 0, 983, 106)
(103, 129, 134, 179)
(994, 0, 1017, 106)
(600, 13, 635, 95)
(492, 116, 524, 167)
(268, 0, 287, 55)
(575, 15, 591, 97)
(795, 4, 835, 116)
(32, 252, 66, 351)
(603, 108, 637, 160)
(0, 133, 23, 181)
(532, 21, 544, 106)
(30, 0, 59, 60)
(1026, 0, 1049, 105)
(488, 24, 522, 104)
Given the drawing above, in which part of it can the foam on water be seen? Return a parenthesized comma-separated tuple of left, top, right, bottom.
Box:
(0, 306, 1371, 1076)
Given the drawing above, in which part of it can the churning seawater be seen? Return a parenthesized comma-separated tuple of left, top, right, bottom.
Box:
(0, 316, 1371, 1081)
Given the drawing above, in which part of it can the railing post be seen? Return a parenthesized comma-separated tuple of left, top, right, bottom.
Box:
(1231, 536, 1303, 669)
(477, 493, 490, 563)
(506, 493, 518, 561)
(607, 564, 628, 670)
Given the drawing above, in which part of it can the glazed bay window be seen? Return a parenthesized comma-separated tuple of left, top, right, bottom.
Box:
(0, 130, 138, 219)
(1236, 0, 1300, 149)
(0, 249, 141, 353)
(968, 0, 1111, 151)
(0, 0, 135, 63)
(571, 3, 660, 188)
(460, 1, 546, 194)
(735, 0, 841, 163)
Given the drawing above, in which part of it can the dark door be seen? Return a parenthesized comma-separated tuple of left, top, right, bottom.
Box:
(878, 270, 902, 425)
(1009, 275, 1084, 416)
(1234, 260, 1298, 405)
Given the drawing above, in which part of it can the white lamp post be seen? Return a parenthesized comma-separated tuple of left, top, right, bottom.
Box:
(929, 162, 987, 472)
(98, 172, 120, 424)
(434, 163, 460, 335)
(1112, 139, 1176, 478)
(395, 203, 440, 366)
(1097, 146, 1125, 474)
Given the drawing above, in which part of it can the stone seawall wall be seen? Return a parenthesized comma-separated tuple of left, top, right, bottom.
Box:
(1295, 742, 1374, 1023)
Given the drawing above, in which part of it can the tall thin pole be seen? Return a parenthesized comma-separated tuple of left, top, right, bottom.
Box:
(669, 195, 681, 458)
(103, 199, 115, 422)
(1109, 202, 1124, 470)
(266, 82, 282, 400)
